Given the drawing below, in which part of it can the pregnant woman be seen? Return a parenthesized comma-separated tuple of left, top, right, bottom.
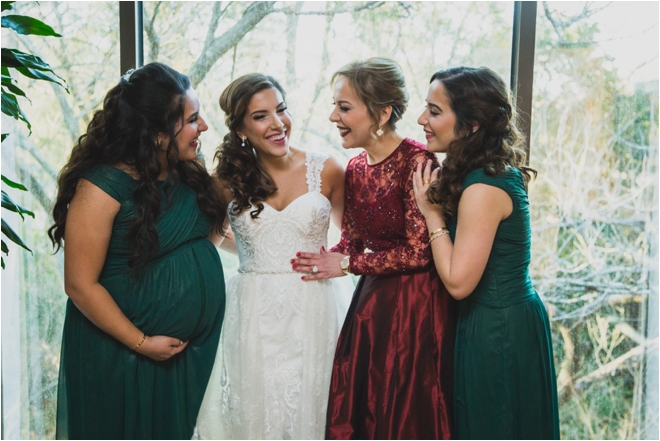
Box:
(49, 62, 226, 439)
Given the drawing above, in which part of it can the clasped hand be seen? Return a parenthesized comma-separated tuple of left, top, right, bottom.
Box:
(291, 246, 346, 280)
(135, 335, 189, 361)
(412, 159, 442, 220)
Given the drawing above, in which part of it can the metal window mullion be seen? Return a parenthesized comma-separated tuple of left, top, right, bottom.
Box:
(510, 1, 538, 164)
(119, 1, 144, 76)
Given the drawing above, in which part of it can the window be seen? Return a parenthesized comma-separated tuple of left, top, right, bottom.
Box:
(529, 2, 658, 438)
(1, 2, 119, 438)
(1, 2, 657, 439)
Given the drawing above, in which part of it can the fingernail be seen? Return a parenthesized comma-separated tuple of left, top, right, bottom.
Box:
(290, 259, 295, 264)
(293, 265, 297, 269)
(321, 246, 326, 252)
(296, 252, 301, 257)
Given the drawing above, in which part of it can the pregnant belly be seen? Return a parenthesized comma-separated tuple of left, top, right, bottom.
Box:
(102, 240, 225, 340)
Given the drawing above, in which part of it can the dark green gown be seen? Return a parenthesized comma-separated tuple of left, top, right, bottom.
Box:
(449, 168, 559, 440)
(56, 165, 225, 440)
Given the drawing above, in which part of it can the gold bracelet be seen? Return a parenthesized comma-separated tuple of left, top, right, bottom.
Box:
(429, 229, 449, 243)
(428, 227, 449, 239)
(132, 333, 147, 351)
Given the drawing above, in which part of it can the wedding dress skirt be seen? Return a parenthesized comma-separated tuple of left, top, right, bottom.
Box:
(195, 151, 351, 439)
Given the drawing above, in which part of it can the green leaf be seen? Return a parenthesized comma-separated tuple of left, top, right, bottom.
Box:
(1, 256, 5, 269)
(1, 91, 31, 131)
(1, 218, 32, 253)
(15, 66, 68, 92)
(2, 80, 30, 102)
(1, 15, 62, 37)
(1, 175, 27, 191)
(1, 240, 7, 254)
(1, 2, 15, 12)
(2, 190, 34, 219)
(1, 133, 8, 142)
(1, 66, 8, 76)
(2, 48, 54, 71)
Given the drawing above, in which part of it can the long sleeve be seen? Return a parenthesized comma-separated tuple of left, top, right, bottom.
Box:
(330, 140, 440, 276)
(330, 164, 363, 256)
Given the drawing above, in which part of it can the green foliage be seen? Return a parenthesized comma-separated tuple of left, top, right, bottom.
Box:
(1, 14, 62, 37)
(1, 0, 66, 270)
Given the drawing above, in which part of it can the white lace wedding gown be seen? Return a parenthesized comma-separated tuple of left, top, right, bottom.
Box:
(194, 151, 351, 440)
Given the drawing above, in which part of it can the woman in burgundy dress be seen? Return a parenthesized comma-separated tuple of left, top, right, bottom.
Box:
(292, 58, 456, 439)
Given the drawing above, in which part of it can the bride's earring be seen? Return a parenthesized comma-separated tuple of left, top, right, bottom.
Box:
(241, 137, 246, 147)
(376, 126, 384, 137)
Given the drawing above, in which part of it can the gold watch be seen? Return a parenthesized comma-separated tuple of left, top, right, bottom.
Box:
(340, 255, 351, 275)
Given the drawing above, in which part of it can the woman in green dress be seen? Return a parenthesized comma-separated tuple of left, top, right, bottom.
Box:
(48, 62, 227, 439)
(412, 66, 560, 439)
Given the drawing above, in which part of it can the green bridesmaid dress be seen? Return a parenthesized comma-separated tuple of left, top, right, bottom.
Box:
(55, 165, 226, 439)
(449, 167, 560, 440)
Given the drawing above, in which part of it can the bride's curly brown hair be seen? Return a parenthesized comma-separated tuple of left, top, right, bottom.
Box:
(215, 74, 286, 219)
(426, 66, 536, 219)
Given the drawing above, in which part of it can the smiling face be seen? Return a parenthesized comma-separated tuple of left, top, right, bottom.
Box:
(171, 88, 208, 162)
(418, 80, 458, 153)
(329, 76, 378, 150)
(237, 87, 291, 159)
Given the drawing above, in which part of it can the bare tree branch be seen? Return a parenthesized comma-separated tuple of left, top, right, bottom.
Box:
(143, 1, 162, 62)
(285, 2, 305, 88)
(275, 1, 385, 16)
(542, 1, 610, 47)
(17, 133, 59, 182)
(187, 1, 276, 88)
(203, 2, 232, 50)
(574, 337, 658, 387)
(299, 2, 335, 146)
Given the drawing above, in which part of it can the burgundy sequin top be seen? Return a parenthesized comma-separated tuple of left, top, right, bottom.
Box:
(330, 138, 440, 275)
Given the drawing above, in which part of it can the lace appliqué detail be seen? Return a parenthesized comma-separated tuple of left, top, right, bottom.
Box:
(194, 150, 348, 440)
(330, 138, 439, 275)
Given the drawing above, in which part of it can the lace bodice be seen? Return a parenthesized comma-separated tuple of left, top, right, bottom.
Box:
(229, 151, 331, 274)
(330, 138, 440, 275)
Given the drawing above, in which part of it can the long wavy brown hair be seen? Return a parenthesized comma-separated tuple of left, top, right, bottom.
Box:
(214, 73, 286, 219)
(48, 62, 226, 270)
(426, 66, 537, 219)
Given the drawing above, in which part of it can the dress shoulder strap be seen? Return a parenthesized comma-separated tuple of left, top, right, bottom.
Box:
(305, 150, 329, 193)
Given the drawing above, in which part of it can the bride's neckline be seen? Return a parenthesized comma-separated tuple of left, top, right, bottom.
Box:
(260, 191, 330, 213)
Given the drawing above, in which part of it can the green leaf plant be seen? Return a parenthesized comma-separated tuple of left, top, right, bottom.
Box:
(1, 0, 67, 269)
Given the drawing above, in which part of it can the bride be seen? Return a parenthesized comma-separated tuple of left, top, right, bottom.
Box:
(195, 73, 351, 439)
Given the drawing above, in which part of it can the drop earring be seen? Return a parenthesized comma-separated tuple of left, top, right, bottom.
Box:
(376, 126, 384, 137)
(241, 137, 246, 147)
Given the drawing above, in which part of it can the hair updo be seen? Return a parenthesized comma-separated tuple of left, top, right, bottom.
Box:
(214, 73, 286, 219)
(331, 57, 408, 131)
(425, 66, 536, 219)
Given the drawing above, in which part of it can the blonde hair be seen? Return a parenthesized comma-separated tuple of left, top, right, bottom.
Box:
(331, 57, 408, 130)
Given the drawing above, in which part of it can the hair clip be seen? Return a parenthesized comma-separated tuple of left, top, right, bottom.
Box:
(122, 68, 136, 82)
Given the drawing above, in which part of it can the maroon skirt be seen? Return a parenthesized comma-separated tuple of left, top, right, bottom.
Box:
(326, 268, 456, 440)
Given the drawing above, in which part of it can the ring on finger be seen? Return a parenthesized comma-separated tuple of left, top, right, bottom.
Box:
(423, 179, 431, 185)
(312, 265, 319, 274)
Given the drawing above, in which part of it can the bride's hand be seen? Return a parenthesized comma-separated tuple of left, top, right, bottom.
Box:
(292, 246, 346, 280)
(413, 160, 441, 220)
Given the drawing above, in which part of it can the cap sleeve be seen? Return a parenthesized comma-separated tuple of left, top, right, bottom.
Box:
(82, 165, 135, 203)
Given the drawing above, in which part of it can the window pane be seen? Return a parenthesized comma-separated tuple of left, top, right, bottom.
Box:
(143, 0, 515, 275)
(530, 2, 658, 439)
(1, 2, 119, 438)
